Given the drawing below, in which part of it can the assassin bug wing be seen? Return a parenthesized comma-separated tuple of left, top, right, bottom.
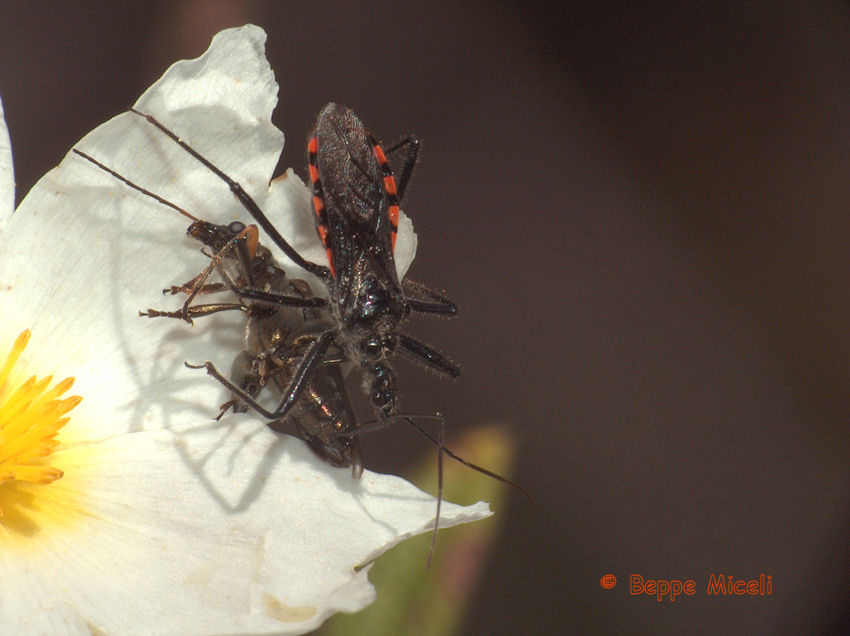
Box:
(309, 104, 401, 299)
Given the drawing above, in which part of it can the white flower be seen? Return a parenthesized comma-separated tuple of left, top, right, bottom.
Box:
(0, 25, 489, 635)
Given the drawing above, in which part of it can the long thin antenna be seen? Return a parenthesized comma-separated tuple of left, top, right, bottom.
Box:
(72, 149, 198, 221)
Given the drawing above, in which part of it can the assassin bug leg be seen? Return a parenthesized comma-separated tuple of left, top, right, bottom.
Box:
(349, 413, 533, 506)
(431, 416, 444, 569)
(404, 299, 457, 315)
(402, 278, 458, 316)
(185, 328, 335, 422)
(340, 411, 534, 566)
(397, 334, 461, 378)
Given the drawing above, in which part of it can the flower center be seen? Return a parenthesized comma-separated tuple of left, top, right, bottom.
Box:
(0, 330, 81, 515)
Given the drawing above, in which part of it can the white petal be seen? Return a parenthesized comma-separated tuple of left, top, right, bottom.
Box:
(0, 25, 487, 634)
(0, 93, 13, 227)
(1, 428, 489, 634)
(394, 210, 417, 278)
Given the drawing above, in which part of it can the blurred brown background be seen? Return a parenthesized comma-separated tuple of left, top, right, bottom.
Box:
(2, 1, 850, 633)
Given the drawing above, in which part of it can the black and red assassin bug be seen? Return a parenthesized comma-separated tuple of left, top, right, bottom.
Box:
(134, 104, 460, 421)
(73, 149, 363, 475)
(129, 104, 460, 420)
(75, 103, 532, 562)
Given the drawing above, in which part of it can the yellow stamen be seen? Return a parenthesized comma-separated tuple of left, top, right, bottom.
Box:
(0, 330, 81, 516)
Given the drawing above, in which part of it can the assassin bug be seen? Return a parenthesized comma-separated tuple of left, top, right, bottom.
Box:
(73, 149, 363, 475)
(129, 103, 460, 430)
(79, 104, 532, 562)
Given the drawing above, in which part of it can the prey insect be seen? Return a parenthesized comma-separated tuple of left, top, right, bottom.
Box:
(73, 149, 363, 475)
